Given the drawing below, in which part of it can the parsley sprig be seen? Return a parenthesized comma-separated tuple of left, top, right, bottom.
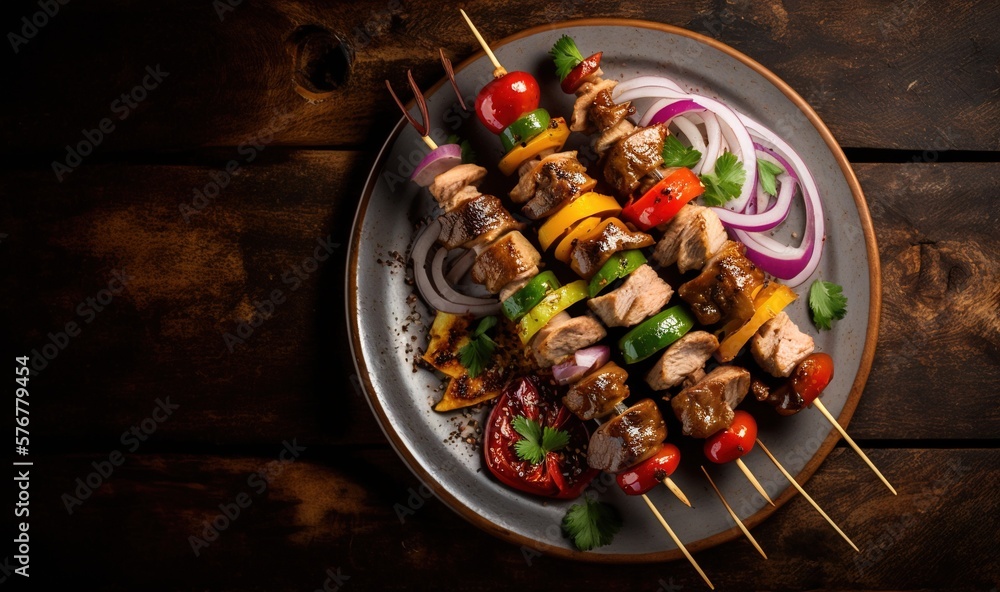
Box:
(700, 151, 746, 206)
(511, 415, 569, 465)
(457, 316, 497, 377)
(661, 135, 702, 168)
(549, 35, 585, 81)
(562, 495, 622, 551)
(808, 280, 848, 330)
(757, 158, 785, 197)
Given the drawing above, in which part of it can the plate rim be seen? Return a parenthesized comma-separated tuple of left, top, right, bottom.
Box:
(346, 17, 882, 563)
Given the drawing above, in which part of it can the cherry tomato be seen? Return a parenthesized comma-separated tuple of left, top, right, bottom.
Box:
(475, 71, 541, 134)
(561, 52, 603, 94)
(615, 443, 681, 496)
(791, 353, 835, 406)
(484, 376, 599, 499)
(704, 410, 757, 464)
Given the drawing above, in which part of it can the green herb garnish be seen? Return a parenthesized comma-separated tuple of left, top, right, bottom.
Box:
(511, 415, 569, 465)
(457, 315, 497, 377)
(549, 35, 586, 81)
(562, 495, 622, 551)
(757, 158, 785, 197)
(661, 135, 702, 169)
(699, 151, 746, 206)
(808, 280, 848, 330)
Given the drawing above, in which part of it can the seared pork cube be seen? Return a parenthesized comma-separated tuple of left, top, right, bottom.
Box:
(509, 151, 579, 203)
(603, 123, 668, 197)
(470, 231, 541, 294)
(587, 399, 667, 473)
(437, 194, 523, 250)
(531, 312, 607, 368)
(570, 79, 618, 132)
(428, 164, 487, 211)
(521, 160, 597, 220)
(589, 88, 633, 131)
(646, 331, 720, 391)
(652, 204, 727, 272)
(587, 264, 673, 327)
(569, 219, 655, 279)
(751, 312, 815, 377)
(594, 118, 635, 157)
(679, 241, 765, 326)
(671, 366, 750, 438)
(562, 362, 629, 420)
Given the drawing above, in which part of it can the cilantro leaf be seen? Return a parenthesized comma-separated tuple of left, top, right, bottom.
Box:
(757, 158, 784, 197)
(562, 495, 622, 551)
(549, 35, 585, 81)
(699, 151, 746, 206)
(457, 316, 497, 377)
(511, 416, 569, 465)
(808, 280, 848, 330)
(661, 135, 702, 168)
(445, 134, 476, 164)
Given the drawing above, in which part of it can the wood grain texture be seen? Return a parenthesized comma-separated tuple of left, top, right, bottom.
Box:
(3, 0, 998, 152)
(1, 157, 997, 447)
(27, 448, 1000, 590)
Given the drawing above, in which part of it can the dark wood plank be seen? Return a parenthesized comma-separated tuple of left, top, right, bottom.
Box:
(2, 0, 997, 152)
(25, 448, 1000, 590)
(1, 158, 997, 447)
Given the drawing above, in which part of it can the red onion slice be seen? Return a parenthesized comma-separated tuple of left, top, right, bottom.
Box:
(574, 345, 611, 370)
(412, 144, 462, 187)
(410, 220, 500, 316)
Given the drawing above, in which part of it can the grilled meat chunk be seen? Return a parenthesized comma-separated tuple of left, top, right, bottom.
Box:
(652, 204, 727, 272)
(603, 123, 668, 197)
(678, 240, 765, 326)
(522, 158, 597, 220)
(590, 88, 634, 131)
(562, 362, 629, 420)
(470, 231, 541, 293)
(569, 218, 655, 279)
(646, 331, 720, 391)
(509, 151, 581, 203)
(570, 78, 618, 132)
(751, 376, 808, 416)
(588, 399, 667, 473)
(671, 366, 751, 438)
(429, 164, 487, 211)
(652, 204, 699, 266)
(751, 312, 815, 377)
(531, 312, 607, 368)
(437, 194, 523, 250)
(594, 118, 635, 157)
(587, 264, 673, 327)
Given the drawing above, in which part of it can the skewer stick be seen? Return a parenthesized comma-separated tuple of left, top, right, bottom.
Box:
(735, 458, 774, 506)
(812, 398, 897, 495)
(421, 135, 438, 150)
(700, 466, 767, 559)
(641, 494, 714, 590)
(755, 438, 860, 552)
(458, 9, 507, 78)
(663, 478, 692, 508)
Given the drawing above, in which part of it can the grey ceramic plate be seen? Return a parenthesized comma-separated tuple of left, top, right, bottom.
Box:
(347, 19, 880, 562)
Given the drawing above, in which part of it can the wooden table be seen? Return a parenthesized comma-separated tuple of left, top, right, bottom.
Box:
(3, 0, 998, 589)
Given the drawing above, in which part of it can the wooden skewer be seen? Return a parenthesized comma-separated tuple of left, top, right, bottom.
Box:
(663, 477, 692, 508)
(641, 494, 714, 589)
(812, 398, 897, 495)
(459, 9, 507, 78)
(755, 438, 860, 552)
(735, 457, 774, 506)
(421, 136, 438, 150)
(700, 466, 767, 559)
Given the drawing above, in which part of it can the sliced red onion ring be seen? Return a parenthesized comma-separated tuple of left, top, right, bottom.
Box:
(551, 345, 612, 385)
(574, 345, 611, 369)
(410, 220, 500, 316)
(444, 248, 477, 286)
(712, 172, 795, 232)
(412, 144, 462, 187)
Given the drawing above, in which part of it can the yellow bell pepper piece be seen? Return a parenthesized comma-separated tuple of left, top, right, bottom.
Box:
(537, 191, 621, 251)
(716, 284, 797, 362)
(498, 117, 571, 176)
(554, 216, 602, 263)
(517, 280, 588, 344)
